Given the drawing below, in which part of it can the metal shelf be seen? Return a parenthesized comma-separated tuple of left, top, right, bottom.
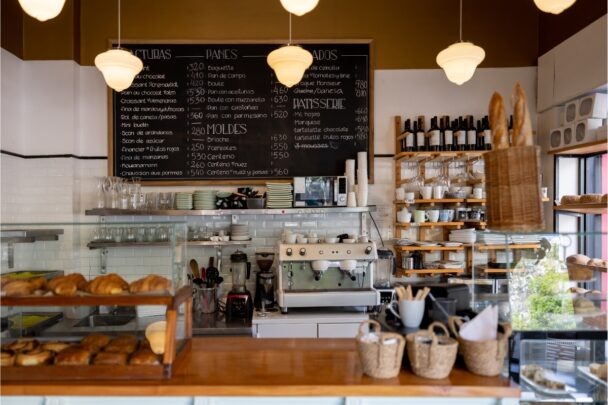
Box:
(1, 229, 64, 244)
(87, 240, 251, 250)
(85, 206, 376, 216)
(398, 268, 465, 275)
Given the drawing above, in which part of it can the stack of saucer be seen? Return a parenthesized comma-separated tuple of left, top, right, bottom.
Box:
(194, 190, 217, 210)
(175, 192, 193, 210)
(266, 182, 293, 208)
(230, 224, 250, 241)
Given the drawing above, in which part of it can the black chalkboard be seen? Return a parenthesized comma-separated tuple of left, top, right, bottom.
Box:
(109, 41, 372, 184)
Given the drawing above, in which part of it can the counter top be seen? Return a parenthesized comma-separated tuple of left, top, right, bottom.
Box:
(1, 337, 520, 398)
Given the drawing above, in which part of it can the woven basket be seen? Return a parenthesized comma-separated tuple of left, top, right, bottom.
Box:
(448, 317, 512, 377)
(406, 322, 458, 380)
(484, 146, 544, 231)
(356, 320, 405, 379)
(567, 263, 594, 281)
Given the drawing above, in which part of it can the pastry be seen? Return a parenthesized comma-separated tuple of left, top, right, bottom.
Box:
(48, 273, 87, 292)
(53, 281, 78, 296)
(15, 348, 52, 366)
(580, 194, 602, 204)
(54, 347, 91, 365)
(93, 351, 128, 365)
(567, 254, 590, 265)
(86, 273, 128, 295)
(1, 350, 15, 366)
(1, 280, 35, 297)
(129, 275, 172, 294)
(129, 348, 161, 366)
(41, 341, 71, 353)
(28, 277, 47, 291)
(489, 92, 509, 149)
(511, 82, 534, 146)
(560, 195, 581, 205)
(80, 334, 111, 351)
(104, 335, 137, 354)
(587, 258, 607, 268)
(590, 363, 607, 380)
(7, 339, 39, 352)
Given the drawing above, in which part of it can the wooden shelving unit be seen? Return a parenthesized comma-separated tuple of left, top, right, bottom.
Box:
(548, 140, 607, 156)
(398, 268, 465, 275)
(395, 222, 464, 229)
(553, 203, 607, 215)
(476, 243, 541, 251)
(394, 198, 464, 205)
(396, 245, 465, 251)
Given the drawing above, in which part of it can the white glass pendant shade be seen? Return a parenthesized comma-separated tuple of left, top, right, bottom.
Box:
(533, 0, 576, 14)
(18, 0, 66, 21)
(436, 41, 485, 85)
(267, 45, 313, 88)
(95, 48, 143, 92)
(280, 0, 319, 16)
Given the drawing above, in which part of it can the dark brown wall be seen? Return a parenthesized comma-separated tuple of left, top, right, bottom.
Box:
(1, 0, 24, 58)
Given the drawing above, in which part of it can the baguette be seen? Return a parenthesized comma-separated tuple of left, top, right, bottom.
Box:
(512, 82, 534, 146)
(489, 92, 509, 149)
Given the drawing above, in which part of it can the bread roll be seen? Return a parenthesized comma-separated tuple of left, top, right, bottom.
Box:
(7, 339, 39, 352)
(29, 277, 47, 291)
(129, 348, 161, 366)
(567, 254, 590, 265)
(512, 82, 534, 147)
(53, 281, 78, 297)
(587, 258, 606, 267)
(54, 347, 91, 365)
(41, 341, 71, 353)
(86, 273, 128, 295)
(15, 348, 52, 366)
(1, 351, 15, 366)
(580, 194, 602, 204)
(93, 351, 128, 365)
(560, 195, 581, 205)
(489, 92, 509, 149)
(1, 280, 35, 297)
(48, 273, 87, 292)
(129, 275, 172, 294)
(81, 334, 111, 351)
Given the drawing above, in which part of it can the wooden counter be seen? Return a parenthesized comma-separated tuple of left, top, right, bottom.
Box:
(1, 337, 519, 398)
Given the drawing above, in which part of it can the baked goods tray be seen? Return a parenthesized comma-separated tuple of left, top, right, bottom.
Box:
(520, 375, 576, 397)
(577, 366, 608, 387)
(1, 340, 187, 380)
(1, 285, 191, 307)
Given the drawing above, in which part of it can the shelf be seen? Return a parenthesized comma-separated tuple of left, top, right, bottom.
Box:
(396, 245, 465, 251)
(398, 268, 465, 275)
(548, 140, 607, 156)
(553, 203, 607, 215)
(0, 229, 64, 244)
(86, 206, 376, 216)
(462, 220, 487, 228)
(394, 151, 486, 162)
(0, 285, 191, 307)
(395, 222, 464, 228)
(465, 198, 486, 204)
(87, 240, 251, 249)
(394, 198, 464, 205)
(476, 243, 541, 251)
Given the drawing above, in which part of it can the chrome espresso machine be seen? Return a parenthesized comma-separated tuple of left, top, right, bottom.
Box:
(276, 241, 380, 313)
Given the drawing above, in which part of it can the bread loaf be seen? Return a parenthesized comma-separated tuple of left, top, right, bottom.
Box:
(129, 348, 161, 366)
(580, 194, 602, 203)
(560, 195, 581, 205)
(41, 341, 71, 353)
(1, 280, 35, 297)
(129, 275, 172, 294)
(54, 347, 91, 365)
(567, 254, 590, 265)
(93, 351, 128, 365)
(81, 334, 111, 351)
(86, 273, 128, 295)
(489, 92, 509, 149)
(15, 348, 52, 366)
(512, 82, 534, 146)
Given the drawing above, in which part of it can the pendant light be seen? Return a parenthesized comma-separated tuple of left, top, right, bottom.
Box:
(279, 0, 319, 16)
(436, 0, 485, 85)
(18, 0, 65, 21)
(94, 0, 143, 92)
(533, 0, 576, 14)
(267, 13, 313, 88)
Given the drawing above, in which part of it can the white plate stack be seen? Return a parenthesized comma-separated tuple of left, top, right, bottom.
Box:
(266, 182, 293, 208)
(448, 228, 477, 244)
(477, 232, 508, 245)
(230, 224, 250, 241)
(193, 190, 217, 210)
(511, 234, 542, 244)
(175, 192, 193, 210)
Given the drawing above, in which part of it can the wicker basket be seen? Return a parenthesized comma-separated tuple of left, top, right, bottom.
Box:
(567, 263, 594, 281)
(406, 322, 458, 380)
(356, 320, 405, 379)
(448, 317, 512, 377)
(484, 146, 544, 231)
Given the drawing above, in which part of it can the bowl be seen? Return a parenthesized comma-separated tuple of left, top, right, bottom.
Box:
(325, 237, 339, 244)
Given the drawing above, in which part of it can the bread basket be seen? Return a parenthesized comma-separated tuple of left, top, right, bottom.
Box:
(448, 316, 512, 377)
(356, 320, 405, 379)
(406, 322, 458, 380)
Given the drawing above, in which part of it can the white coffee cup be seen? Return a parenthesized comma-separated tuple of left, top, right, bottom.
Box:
(296, 236, 308, 244)
(358, 235, 369, 243)
(389, 299, 425, 328)
(420, 186, 433, 200)
(395, 187, 406, 201)
(397, 209, 412, 223)
(285, 234, 297, 243)
(433, 185, 445, 199)
(473, 187, 483, 199)
(403, 192, 416, 203)
(427, 209, 440, 222)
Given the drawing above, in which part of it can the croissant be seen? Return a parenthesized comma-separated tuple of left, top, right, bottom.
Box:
(1, 280, 35, 297)
(129, 275, 172, 294)
(512, 82, 534, 147)
(86, 273, 128, 295)
(48, 273, 87, 291)
(489, 92, 509, 149)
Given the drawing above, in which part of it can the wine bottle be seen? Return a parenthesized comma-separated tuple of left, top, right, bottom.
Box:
(440, 116, 449, 151)
(412, 120, 419, 151)
(428, 116, 441, 151)
(416, 116, 426, 152)
(450, 119, 458, 151)
(476, 119, 483, 151)
(456, 117, 466, 151)
(483, 116, 492, 150)
(508, 115, 513, 146)
(466, 115, 477, 151)
(402, 119, 414, 152)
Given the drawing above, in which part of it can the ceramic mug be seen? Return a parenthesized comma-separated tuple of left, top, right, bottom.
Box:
(439, 209, 454, 222)
(427, 209, 440, 223)
(389, 299, 425, 328)
(413, 210, 429, 223)
(433, 186, 445, 199)
(420, 186, 433, 200)
(395, 187, 406, 201)
(285, 234, 297, 243)
(397, 210, 412, 223)
(403, 192, 416, 203)
(473, 188, 483, 199)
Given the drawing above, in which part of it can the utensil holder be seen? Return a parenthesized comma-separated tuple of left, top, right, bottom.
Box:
(196, 286, 217, 314)
(356, 320, 405, 379)
(448, 316, 512, 377)
(484, 146, 543, 231)
(406, 322, 458, 380)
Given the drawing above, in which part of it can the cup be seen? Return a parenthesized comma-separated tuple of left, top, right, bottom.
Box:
(297, 236, 308, 244)
(308, 237, 320, 244)
(427, 209, 440, 223)
(438, 210, 450, 222)
(449, 186, 461, 193)
(468, 210, 481, 221)
(358, 235, 369, 243)
(397, 209, 411, 223)
(462, 186, 473, 197)
(414, 210, 428, 223)
(403, 192, 416, 203)
(433, 186, 445, 199)
(541, 187, 548, 199)
(420, 186, 433, 200)
(389, 299, 425, 328)
(347, 192, 357, 207)
(285, 233, 297, 243)
(395, 187, 406, 201)
(473, 188, 483, 199)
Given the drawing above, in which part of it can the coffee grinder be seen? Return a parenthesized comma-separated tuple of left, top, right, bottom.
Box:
(254, 251, 276, 310)
(226, 250, 253, 321)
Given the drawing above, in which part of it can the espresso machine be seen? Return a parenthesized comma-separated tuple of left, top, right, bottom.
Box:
(226, 250, 253, 320)
(254, 251, 276, 310)
(276, 241, 380, 313)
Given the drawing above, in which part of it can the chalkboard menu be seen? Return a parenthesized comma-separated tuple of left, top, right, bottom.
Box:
(110, 42, 372, 183)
